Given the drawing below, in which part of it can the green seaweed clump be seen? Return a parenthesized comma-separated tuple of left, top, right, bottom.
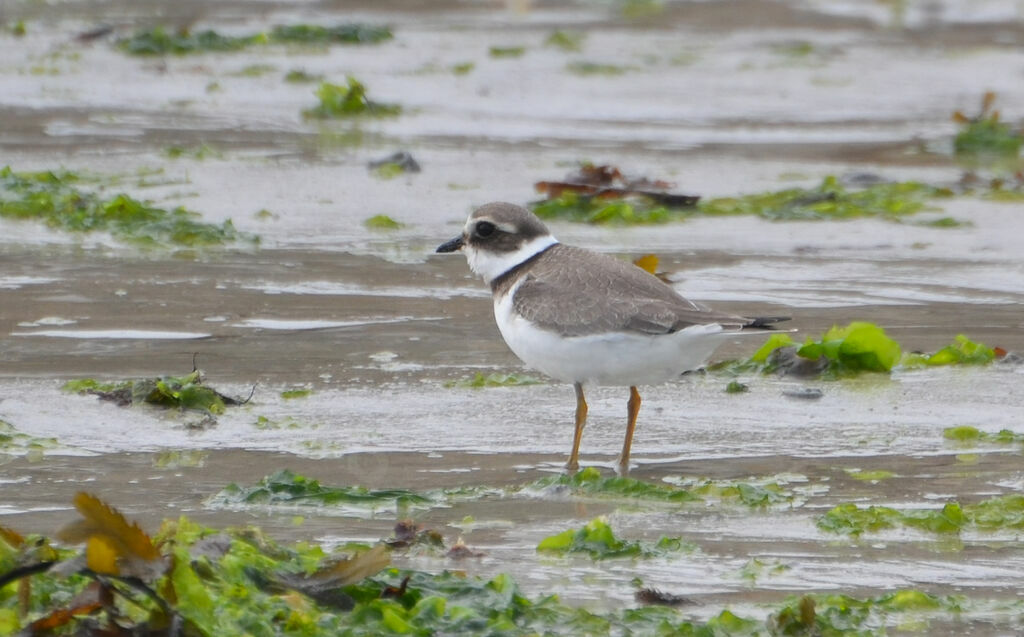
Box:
(528, 466, 700, 504)
(531, 174, 955, 225)
(536, 517, 691, 559)
(902, 334, 997, 367)
(734, 330, 1001, 379)
(164, 142, 221, 160)
(753, 321, 902, 377)
(943, 425, 1024, 445)
(725, 380, 749, 393)
(0, 166, 247, 247)
(370, 163, 408, 180)
(489, 46, 525, 58)
(817, 503, 957, 536)
(211, 469, 435, 510)
(545, 30, 585, 51)
(532, 191, 687, 225)
(363, 214, 404, 229)
(118, 23, 391, 55)
(953, 92, 1022, 162)
(445, 372, 543, 388)
(0, 419, 58, 457)
(63, 370, 237, 415)
(4, 489, 995, 636)
(698, 175, 950, 222)
(566, 61, 627, 76)
(819, 493, 1024, 536)
(692, 480, 792, 507)
(118, 27, 260, 54)
(284, 69, 323, 83)
(303, 78, 401, 119)
(798, 322, 902, 373)
(769, 590, 965, 636)
(269, 24, 392, 45)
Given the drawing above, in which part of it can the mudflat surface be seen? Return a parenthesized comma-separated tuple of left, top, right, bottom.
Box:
(2, 0, 1024, 632)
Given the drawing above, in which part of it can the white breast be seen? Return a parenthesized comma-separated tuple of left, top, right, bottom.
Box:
(493, 280, 735, 387)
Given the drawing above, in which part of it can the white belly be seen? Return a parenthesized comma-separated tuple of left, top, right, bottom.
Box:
(493, 289, 734, 386)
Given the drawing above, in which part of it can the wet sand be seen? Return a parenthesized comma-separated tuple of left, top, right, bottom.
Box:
(2, 0, 1024, 631)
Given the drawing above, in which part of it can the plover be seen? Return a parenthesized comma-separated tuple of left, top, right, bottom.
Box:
(436, 202, 788, 475)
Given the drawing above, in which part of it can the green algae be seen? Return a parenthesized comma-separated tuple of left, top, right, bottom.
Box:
(531, 175, 957, 225)
(220, 466, 796, 513)
(212, 469, 436, 511)
(545, 30, 585, 52)
(725, 380, 749, 393)
(284, 69, 323, 83)
(698, 481, 792, 507)
(450, 62, 475, 75)
(488, 46, 525, 58)
(444, 372, 543, 388)
(528, 466, 700, 504)
(0, 419, 58, 457)
(254, 415, 309, 430)
(819, 493, 1024, 537)
(666, 474, 797, 507)
(739, 557, 790, 584)
(153, 450, 208, 469)
(798, 322, 902, 373)
(370, 163, 408, 180)
(63, 371, 237, 415)
(768, 590, 970, 636)
(621, 0, 665, 18)
(747, 321, 901, 378)
(956, 116, 1022, 157)
(845, 469, 897, 482)
(118, 23, 391, 55)
(0, 166, 248, 247)
(750, 332, 799, 364)
(230, 63, 277, 77)
(737, 329, 1001, 380)
(269, 24, 392, 46)
(280, 388, 312, 400)
(902, 334, 997, 367)
(3, 521, 983, 637)
(536, 517, 693, 559)
(943, 425, 1024, 445)
(164, 143, 222, 160)
(118, 27, 259, 54)
(363, 214, 404, 230)
(532, 191, 688, 225)
(3, 482, 1023, 637)
(566, 61, 628, 76)
(303, 78, 401, 119)
(698, 176, 950, 221)
(953, 93, 1022, 161)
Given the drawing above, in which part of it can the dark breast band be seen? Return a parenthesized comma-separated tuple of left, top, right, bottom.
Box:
(489, 244, 557, 296)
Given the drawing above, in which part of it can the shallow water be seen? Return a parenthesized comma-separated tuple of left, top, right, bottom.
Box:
(2, 0, 1024, 632)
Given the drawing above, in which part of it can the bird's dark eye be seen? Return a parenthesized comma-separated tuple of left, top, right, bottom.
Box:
(475, 221, 496, 237)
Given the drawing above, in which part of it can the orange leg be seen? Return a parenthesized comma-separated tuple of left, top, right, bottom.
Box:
(566, 382, 588, 472)
(617, 386, 642, 476)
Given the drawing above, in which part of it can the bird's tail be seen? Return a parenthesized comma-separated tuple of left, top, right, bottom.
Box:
(743, 316, 792, 330)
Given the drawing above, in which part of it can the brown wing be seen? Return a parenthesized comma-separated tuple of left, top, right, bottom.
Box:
(510, 245, 750, 337)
